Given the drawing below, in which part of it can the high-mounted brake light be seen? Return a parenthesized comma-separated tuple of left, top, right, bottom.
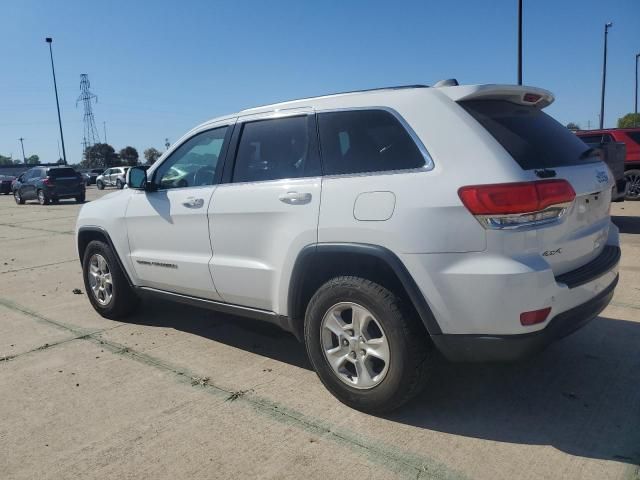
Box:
(458, 180, 575, 229)
(523, 93, 542, 103)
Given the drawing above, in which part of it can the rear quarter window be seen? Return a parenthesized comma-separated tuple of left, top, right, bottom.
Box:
(461, 100, 598, 170)
(317, 109, 426, 175)
(626, 131, 640, 145)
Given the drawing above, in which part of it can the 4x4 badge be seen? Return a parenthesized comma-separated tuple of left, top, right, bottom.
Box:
(596, 170, 608, 183)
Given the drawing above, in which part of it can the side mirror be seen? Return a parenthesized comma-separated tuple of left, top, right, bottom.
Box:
(127, 166, 148, 190)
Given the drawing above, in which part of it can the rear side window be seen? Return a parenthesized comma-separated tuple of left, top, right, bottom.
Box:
(461, 100, 597, 170)
(49, 167, 78, 178)
(232, 115, 319, 183)
(318, 110, 425, 175)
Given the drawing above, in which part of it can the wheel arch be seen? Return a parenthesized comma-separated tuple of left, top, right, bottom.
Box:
(77, 226, 134, 287)
(286, 243, 442, 341)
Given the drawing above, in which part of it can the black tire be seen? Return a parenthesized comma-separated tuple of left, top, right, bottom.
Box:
(116, 179, 123, 189)
(82, 240, 139, 319)
(624, 169, 640, 201)
(304, 276, 432, 413)
(97, 181, 105, 190)
(51, 197, 59, 204)
(76, 193, 86, 203)
(37, 189, 49, 205)
(14, 190, 25, 205)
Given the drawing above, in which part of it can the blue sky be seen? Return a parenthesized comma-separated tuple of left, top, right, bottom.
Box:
(1, 0, 638, 164)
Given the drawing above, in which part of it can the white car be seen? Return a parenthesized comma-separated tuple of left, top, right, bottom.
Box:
(96, 167, 130, 190)
(75, 81, 620, 412)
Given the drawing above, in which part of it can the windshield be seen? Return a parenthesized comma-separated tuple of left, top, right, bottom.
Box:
(460, 100, 599, 170)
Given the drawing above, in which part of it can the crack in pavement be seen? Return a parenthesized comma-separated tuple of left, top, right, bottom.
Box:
(0, 214, 79, 225)
(0, 296, 467, 480)
(0, 223, 73, 236)
(0, 259, 78, 275)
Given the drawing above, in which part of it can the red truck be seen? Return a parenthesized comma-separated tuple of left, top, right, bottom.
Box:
(575, 128, 640, 200)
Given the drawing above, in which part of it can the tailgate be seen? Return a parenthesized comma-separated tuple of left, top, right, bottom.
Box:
(536, 163, 613, 275)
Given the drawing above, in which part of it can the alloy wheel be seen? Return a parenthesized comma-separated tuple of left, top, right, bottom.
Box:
(320, 302, 390, 389)
(626, 172, 640, 200)
(88, 253, 113, 306)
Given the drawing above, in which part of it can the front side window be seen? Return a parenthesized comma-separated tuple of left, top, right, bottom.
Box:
(232, 115, 319, 183)
(627, 131, 640, 145)
(317, 110, 426, 176)
(154, 126, 229, 189)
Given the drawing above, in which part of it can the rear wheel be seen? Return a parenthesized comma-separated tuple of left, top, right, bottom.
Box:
(37, 189, 49, 205)
(82, 240, 139, 319)
(97, 180, 105, 190)
(624, 169, 640, 201)
(304, 276, 432, 413)
(116, 179, 123, 189)
(14, 190, 24, 205)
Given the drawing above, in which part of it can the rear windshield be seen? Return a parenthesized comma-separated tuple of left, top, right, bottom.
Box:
(48, 168, 78, 178)
(627, 131, 640, 145)
(460, 100, 598, 170)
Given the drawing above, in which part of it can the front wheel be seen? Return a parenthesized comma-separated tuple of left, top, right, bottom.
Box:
(304, 276, 432, 413)
(624, 169, 640, 201)
(14, 190, 25, 205)
(96, 181, 105, 190)
(116, 179, 123, 189)
(82, 240, 139, 319)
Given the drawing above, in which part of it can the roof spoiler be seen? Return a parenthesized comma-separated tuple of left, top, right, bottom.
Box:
(436, 84, 554, 108)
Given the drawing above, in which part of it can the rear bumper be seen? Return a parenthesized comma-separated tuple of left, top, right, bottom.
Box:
(432, 275, 618, 362)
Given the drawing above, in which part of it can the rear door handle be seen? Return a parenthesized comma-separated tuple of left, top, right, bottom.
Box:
(182, 197, 204, 208)
(279, 191, 312, 205)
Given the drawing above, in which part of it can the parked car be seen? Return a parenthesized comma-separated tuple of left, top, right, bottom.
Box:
(575, 128, 640, 200)
(96, 167, 130, 190)
(14, 166, 85, 205)
(86, 168, 104, 185)
(76, 82, 620, 412)
(0, 174, 15, 194)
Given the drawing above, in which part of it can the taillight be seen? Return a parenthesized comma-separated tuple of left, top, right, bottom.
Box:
(42, 177, 53, 186)
(458, 180, 575, 229)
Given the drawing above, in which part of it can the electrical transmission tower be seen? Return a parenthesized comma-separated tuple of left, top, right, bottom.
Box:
(76, 74, 100, 160)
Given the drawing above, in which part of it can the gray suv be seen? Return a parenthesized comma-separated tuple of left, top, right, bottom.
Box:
(13, 166, 86, 205)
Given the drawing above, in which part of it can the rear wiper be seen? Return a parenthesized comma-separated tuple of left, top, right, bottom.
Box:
(579, 147, 600, 160)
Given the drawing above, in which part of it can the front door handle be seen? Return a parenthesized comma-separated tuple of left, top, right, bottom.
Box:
(279, 191, 312, 205)
(182, 197, 205, 209)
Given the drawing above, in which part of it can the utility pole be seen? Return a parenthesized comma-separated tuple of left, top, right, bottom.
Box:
(77, 74, 100, 160)
(165, 138, 170, 151)
(599, 23, 613, 129)
(517, 0, 523, 85)
(45, 37, 67, 164)
(635, 53, 639, 117)
(19, 138, 26, 163)
(103, 121, 107, 144)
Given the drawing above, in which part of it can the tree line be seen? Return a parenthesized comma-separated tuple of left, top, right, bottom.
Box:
(81, 144, 162, 168)
(0, 154, 40, 166)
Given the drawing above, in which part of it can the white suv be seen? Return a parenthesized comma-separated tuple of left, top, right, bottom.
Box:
(76, 82, 620, 412)
(96, 167, 130, 190)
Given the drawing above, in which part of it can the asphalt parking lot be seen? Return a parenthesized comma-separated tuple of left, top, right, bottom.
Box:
(1, 187, 639, 480)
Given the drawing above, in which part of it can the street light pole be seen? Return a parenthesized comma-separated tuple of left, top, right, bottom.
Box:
(635, 53, 639, 117)
(599, 22, 613, 129)
(19, 138, 26, 163)
(517, 0, 523, 85)
(45, 37, 67, 165)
